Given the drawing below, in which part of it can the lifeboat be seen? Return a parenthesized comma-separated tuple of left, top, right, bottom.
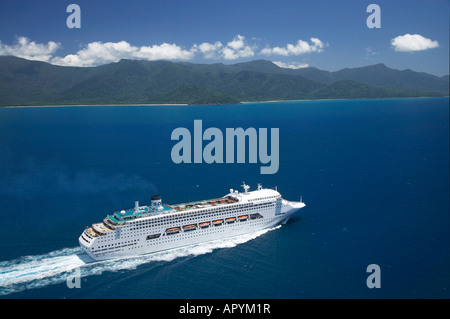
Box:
(166, 227, 181, 235)
(225, 217, 236, 223)
(238, 215, 248, 221)
(183, 224, 197, 231)
(199, 222, 210, 228)
(212, 219, 223, 226)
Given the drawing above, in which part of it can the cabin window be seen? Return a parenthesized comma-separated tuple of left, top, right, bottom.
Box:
(146, 234, 161, 240)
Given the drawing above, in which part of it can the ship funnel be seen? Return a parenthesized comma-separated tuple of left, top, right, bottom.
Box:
(151, 195, 163, 211)
(135, 200, 139, 213)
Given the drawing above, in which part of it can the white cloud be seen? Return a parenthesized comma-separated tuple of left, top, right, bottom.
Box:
(135, 43, 196, 61)
(193, 35, 255, 60)
(223, 35, 255, 60)
(192, 41, 223, 59)
(365, 47, 380, 60)
(391, 34, 439, 52)
(261, 37, 325, 56)
(1, 35, 326, 67)
(52, 34, 255, 66)
(365, 47, 380, 56)
(222, 45, 254, 60)
(0, 36, 60, 62)
(272, 61, 309, 69)
(51, 54, 87, 67)
(227, 34, 246, 51)
(52, 41, 196, 67)
(52, 41, 137, 66)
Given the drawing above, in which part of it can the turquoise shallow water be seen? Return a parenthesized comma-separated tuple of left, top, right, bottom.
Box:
(0, 97, 448, 298)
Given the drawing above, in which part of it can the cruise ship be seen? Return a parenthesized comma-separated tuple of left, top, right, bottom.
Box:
(79, 183, 305, 261)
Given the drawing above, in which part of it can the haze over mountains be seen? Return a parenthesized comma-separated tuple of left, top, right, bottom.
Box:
(0, 56, 448, 106)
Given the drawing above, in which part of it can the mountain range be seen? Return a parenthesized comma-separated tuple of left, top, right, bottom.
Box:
(0, 56, 448, 106)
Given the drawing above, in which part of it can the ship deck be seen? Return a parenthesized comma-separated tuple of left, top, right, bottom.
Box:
(107, 196, 240, 224)
(171, 196, 239, 212)
(108, 204, 173, 223)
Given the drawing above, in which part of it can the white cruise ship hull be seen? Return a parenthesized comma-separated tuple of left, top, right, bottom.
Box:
(79, 185, 305, 261)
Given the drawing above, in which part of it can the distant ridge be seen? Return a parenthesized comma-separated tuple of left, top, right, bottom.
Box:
(0, 56, 448, 106)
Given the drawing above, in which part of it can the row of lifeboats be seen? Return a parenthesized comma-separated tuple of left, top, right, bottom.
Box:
(165, 215, 249, 234)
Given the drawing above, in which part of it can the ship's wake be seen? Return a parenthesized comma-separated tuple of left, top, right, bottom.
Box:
(0, 225, 281, 296)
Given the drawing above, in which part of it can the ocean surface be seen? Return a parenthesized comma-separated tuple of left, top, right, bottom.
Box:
(0, 98, 448, 299)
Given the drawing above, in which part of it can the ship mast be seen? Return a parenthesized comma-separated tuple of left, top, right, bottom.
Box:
(241, 182, 250, 194)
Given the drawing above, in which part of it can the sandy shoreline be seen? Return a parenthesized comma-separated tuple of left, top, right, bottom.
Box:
(1, 96, 447, 108)
(1, 103, 189, 108)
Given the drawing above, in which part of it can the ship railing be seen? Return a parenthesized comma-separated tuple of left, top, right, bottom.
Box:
(107, 215, 127, 226)
(85, 227, 99, 238)
(106, 216, 118, 226)
(172, 196, 239, 212)
(92, 223, 109, 236)
(103, 217, 116, 230)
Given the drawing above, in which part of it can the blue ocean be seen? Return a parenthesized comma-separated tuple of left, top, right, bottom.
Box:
(0, 97, 448, 299)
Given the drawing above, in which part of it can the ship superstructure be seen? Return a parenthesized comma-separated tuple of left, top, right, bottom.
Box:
(79, 183, 305, 261)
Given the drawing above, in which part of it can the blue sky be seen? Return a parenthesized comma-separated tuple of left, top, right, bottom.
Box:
(0, 0, 448, 75)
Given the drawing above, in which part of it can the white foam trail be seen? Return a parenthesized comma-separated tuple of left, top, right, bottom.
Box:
(0, 225, 281, 296)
